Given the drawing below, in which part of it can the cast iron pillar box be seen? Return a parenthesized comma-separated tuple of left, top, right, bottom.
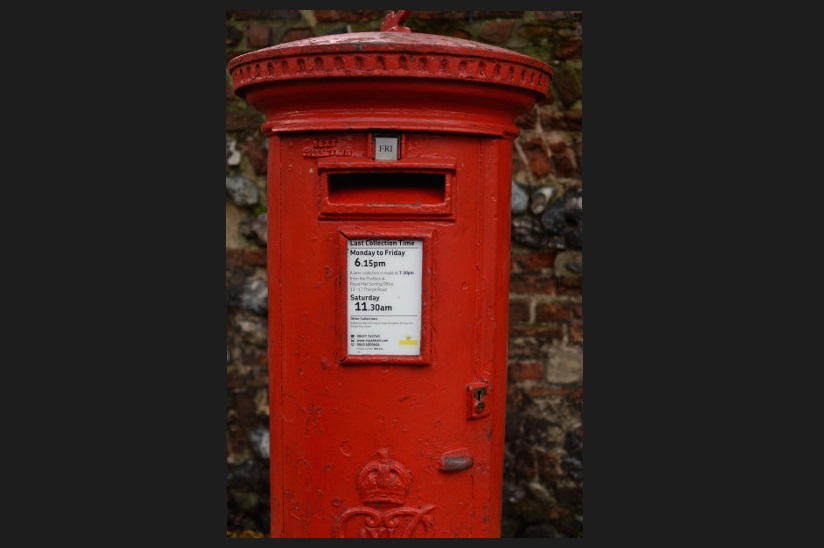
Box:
(228, 12, 552, 538)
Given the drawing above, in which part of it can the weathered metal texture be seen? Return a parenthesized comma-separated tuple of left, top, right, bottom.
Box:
(229, 31, 550, 138)
(229, 25, 551, 538)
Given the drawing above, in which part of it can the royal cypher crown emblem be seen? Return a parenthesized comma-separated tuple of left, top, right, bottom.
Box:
(356, 447, 413, 506)
(333, 448, 435, 538)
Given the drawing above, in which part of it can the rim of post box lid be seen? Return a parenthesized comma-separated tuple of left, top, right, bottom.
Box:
(228, 31, 553, 138)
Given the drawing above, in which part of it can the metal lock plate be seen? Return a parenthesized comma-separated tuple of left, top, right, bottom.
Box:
(466, 382, 491, 420)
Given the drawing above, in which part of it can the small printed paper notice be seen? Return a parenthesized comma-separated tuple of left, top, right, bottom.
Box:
(347, 239, 422, 355)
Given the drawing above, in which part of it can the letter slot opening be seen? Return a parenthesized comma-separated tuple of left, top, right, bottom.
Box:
(327, 173, 446, 206)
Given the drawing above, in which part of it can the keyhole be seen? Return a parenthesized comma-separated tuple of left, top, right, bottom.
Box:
(474, 388, 486, 412)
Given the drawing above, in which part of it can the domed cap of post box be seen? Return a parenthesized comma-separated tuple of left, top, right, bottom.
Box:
(228, 12, 553, 137)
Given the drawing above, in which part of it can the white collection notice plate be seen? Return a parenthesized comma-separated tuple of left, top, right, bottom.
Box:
(347, 239, 422, 355)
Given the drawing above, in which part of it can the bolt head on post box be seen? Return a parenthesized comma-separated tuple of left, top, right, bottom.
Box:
(228, 12, 552, 538)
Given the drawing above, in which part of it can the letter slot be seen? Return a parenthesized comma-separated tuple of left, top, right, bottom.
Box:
(318, 161, 456, 219)
(328, 173, 446, 206)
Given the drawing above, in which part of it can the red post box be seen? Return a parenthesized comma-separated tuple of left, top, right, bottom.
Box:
(229, 13, 551, 538)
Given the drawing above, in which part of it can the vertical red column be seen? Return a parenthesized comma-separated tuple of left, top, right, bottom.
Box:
(230, 28, 550, 538)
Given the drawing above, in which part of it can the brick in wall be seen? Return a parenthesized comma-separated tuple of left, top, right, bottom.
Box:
(480, 20, 515, 44)
(247, 23, 272, 48)
(512, 249, 557, 271)
(281, 28, 313, 43)
(536, 301, 571, 323)
(509, 298, 531, 323)
(521, 137, 552, 179)
(509, 360, 545, 381)
(510, 272, 555, 294)
(314, 10, 385, 23)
